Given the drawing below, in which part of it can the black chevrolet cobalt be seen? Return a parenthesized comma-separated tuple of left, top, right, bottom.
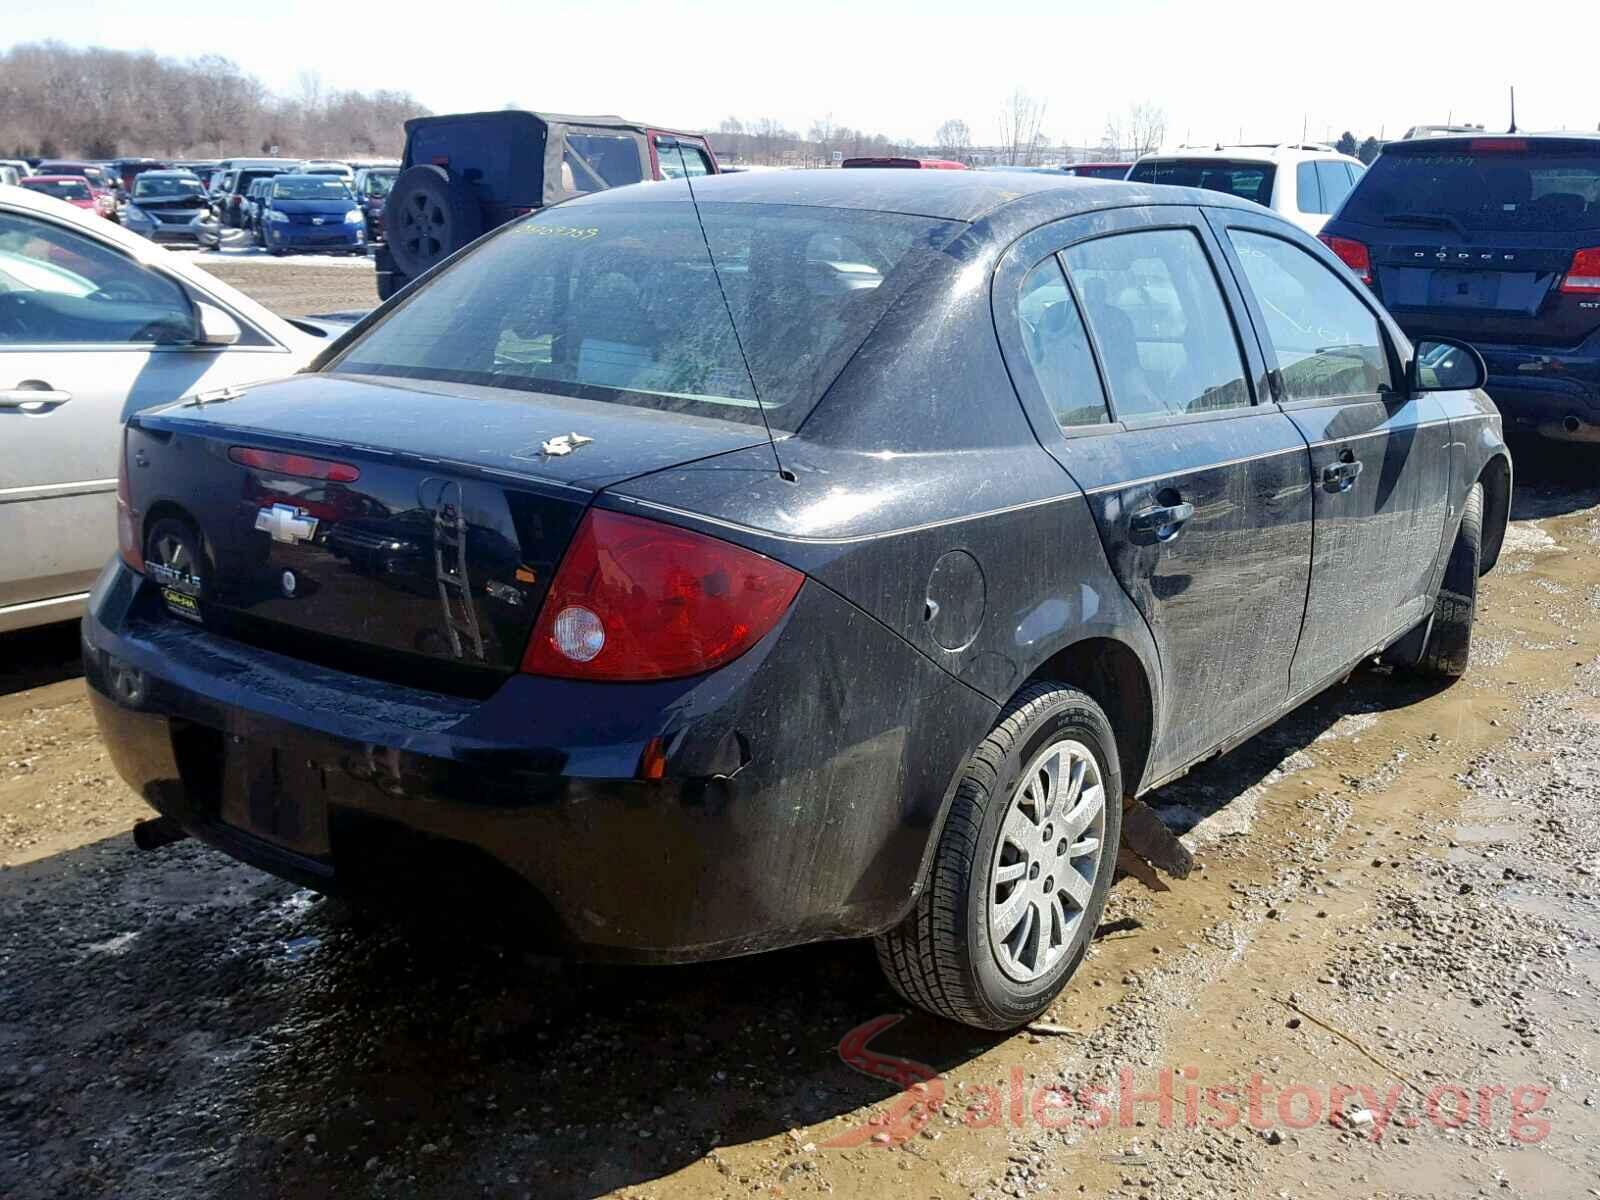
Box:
(86, 170, 1510, 1030)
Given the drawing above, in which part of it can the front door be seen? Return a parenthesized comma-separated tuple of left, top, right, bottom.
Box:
(0, 204, 282, 623)
(1206, 209, 1451, 693)
(997, 208, 1315, 779)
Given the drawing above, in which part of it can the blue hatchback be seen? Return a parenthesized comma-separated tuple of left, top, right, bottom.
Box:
(1319, 133, 1600, 441)
(260, 174, 366, 256)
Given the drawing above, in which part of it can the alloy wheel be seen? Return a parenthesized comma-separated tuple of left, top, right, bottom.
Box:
(987, 738, 1106, 983)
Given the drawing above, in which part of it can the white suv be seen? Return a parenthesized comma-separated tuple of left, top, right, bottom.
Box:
(1127, 144, 1366, 235)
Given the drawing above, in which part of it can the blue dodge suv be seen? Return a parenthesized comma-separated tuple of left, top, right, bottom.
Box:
(1319, 132, 1600, 440)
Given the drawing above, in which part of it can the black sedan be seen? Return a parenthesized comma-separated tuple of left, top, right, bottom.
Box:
(84, 170, 1510, 1030)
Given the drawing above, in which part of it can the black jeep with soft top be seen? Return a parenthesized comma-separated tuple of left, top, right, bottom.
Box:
(376, 109, 720, 300)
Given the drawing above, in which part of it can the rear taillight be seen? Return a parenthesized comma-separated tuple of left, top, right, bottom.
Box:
(228, 446, 361, 482)
(1559, 247, 1600, 294)
(1468, 138, 1528, 153)
(521, 509, 804, 681)
(1320, 234, 1372, 285)
(116, 428, 142, 573)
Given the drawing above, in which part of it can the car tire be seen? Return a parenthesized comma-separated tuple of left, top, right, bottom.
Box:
(875, 682, 1123, 1030)
(383, 165, 481, 281)
(1415, 482, 1483, 678)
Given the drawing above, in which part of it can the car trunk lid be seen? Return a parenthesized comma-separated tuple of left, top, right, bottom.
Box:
(126, 373, 768, 686)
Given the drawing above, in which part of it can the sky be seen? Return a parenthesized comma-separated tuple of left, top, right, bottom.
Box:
(6, 0, 1597, 148)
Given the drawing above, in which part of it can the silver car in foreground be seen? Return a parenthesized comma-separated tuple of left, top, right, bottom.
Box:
(0, 184, 325, 633)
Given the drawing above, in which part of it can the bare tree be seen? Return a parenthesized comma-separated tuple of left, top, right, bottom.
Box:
(1128, 103, 1166, 156)
(1100, 102, 1166, 158)
(997, 90, 1046, 166)
(934, 118, 971, 159)
(0, 41, 425, 160)
(808, 113, 837, 166)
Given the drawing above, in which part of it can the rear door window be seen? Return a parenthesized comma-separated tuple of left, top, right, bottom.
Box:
(1316, 161, 1355, 213)
(1341, 144, 1600, 231)
(1127, 159, 1276, 207)
(656, 139, 712, 179)
(563, 132, 645, 193)
(1226, 229, 1391, 401)
(1063, 228, 1251, 420)
(1297, 162, 1323, 214)
(1016, 257, 1110, 428)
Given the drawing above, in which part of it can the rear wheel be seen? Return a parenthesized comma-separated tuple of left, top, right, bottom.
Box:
(383, 165, 481, 281)
(875, 683, 1122, 1030)
(1416, 483, 1483, 678)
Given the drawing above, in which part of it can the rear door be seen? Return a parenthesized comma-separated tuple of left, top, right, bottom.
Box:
(1207, 206, 1450, 691)
(996, 206, 1314, 778)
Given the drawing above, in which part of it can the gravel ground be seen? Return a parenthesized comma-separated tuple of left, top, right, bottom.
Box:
(1, 258, 1597, 1200)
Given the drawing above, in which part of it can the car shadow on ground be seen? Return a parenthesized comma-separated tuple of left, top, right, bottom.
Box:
(0, 620, 83, 699)
(1506, 434, 1600, 520)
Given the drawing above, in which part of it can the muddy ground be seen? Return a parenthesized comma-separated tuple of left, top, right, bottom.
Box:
(2, 260, 1597, 1199)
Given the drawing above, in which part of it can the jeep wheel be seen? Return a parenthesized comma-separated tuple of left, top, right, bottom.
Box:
(384, 165, 481, 281)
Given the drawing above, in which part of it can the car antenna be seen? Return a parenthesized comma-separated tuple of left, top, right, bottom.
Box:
(1508, 85, 1518, 133)
(670, 142, 796, 483)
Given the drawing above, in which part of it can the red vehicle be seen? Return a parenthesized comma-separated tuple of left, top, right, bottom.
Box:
(19, 175, 104, 215)
(36, 160, 119, 218)
(841, 156, 968, 170)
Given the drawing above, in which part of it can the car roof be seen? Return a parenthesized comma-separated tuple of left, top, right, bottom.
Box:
(1381, 130, 1600, 153)
(1136, 143, 1362, 166)
(405, 109, 705, 139)
(138, 170, 198, 179)
(562, 166, 1269, 228)
(22, 175, 87, 183)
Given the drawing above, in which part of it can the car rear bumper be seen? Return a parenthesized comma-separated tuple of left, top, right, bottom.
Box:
(82, 560, 994, 963)
(1459, 338, 1600, 439)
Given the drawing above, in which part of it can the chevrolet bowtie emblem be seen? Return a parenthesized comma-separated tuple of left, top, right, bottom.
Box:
(255, 503, 319, 545)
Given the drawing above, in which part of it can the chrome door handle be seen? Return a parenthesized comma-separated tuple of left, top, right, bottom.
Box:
(1130, 501, 1195, 541)
(0, 387, 72, 409)
(1321, 458, 1363, 491)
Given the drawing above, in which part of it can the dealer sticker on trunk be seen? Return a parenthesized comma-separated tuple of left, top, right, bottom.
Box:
(160, 587, 202, 623)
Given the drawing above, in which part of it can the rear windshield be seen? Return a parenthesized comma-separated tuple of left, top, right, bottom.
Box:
(1340, 144, 1600, 232)
(1128, 159, 1276, 206)
(24, 179, 90, 201)
(237, 168, 287, 191)
(333, 200, 962, 430)
(1071, 165, 1130, 180)
(273, 177, 353, 200)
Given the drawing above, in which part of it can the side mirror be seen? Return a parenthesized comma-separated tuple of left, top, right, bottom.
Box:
(195, 302, 241, 347)
(1408, 337, 1486, 393)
